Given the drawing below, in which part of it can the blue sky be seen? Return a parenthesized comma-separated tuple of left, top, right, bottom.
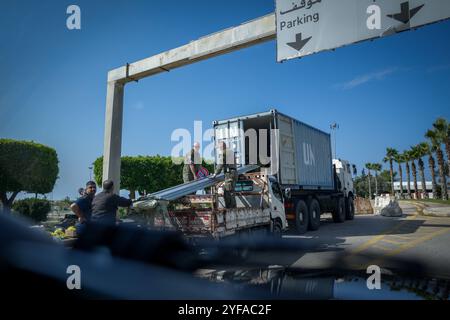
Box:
(1, 0, 450, 199)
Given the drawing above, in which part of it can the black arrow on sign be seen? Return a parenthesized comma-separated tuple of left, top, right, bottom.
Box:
(287, 33, 312, 51)
(387, 2, 425, 24)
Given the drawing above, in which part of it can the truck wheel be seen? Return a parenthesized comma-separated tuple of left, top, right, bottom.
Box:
(271, 219, 283, 237)
(294, 200, 309, 234)
(308, 199, 321, 231)
(345, 195, 355, 220)
(332, 197, 346, 223)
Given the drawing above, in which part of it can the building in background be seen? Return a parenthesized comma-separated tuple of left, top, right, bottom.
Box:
(393, 181, 450, 199)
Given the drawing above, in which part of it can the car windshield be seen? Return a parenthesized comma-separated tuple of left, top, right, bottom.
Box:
(1, 0, 450, 307)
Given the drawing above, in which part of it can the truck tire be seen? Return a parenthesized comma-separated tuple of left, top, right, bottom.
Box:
(308, 199, 321, 231)
(332, 197, 346, 223)
(345, 195, 355, 220)
(294, 200, 309, 234)
(271, 219, 283, 237)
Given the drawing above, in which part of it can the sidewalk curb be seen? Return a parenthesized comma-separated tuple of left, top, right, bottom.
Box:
(422, 209, 450, 218)
(403, 201, 450, 218)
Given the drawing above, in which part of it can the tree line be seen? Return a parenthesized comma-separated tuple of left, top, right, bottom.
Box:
(362, 118, 449, 200)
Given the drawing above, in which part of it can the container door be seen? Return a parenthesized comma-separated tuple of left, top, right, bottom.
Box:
(277, 115, 298, 185)
(214, 120, 245, 167)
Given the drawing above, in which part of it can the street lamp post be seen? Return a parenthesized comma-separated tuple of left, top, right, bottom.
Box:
(330, 122, 339, 159)
(88, 166, 93, 181)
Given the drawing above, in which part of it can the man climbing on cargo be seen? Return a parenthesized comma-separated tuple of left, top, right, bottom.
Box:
(183, 142, 201, 183)
(211, 141, 237, 208)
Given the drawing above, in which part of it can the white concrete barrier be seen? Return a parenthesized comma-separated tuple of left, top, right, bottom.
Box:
(374, 194, 403, 217)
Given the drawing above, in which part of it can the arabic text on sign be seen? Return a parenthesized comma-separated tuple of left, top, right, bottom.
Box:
(280, 0, 322, 15)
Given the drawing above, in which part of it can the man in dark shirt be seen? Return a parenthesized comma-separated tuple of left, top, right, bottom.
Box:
(211, 142, 237, 208)
(71, 181, 97, 235)
(183, 142, 201, 183)
(91, 179, 132, 225)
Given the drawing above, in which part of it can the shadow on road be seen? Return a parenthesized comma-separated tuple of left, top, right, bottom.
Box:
(420, 224, 450, 228)
(285, 215, 426, 238)
(250, 215, 432, 268)
(245, 236, 347, 268)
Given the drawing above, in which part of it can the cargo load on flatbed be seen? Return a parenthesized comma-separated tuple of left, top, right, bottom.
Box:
(132, 173, 288, 239)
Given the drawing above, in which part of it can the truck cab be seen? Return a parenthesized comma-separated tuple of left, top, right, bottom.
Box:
(333, 159, 355, 199)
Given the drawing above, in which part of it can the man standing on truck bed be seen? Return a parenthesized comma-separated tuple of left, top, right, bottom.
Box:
(91, 180, 132, 225)
(183, 142, 201, 183)
(212, 141, 237, 208)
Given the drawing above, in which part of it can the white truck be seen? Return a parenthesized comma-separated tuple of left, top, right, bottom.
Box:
(213, 109, 355, 234)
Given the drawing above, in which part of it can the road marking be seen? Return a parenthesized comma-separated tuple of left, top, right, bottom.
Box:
(383, 228, 448, 256)
(372, 245, 392, 251)
(369, 228, 449, 266)
(380, 238, 405, 245)
(350, 235, 389, 255)
(349, 214, 418, 256)
(344, 203, 449, 270)
(388, 235, 413, 240)
(345, 227, 449, 269)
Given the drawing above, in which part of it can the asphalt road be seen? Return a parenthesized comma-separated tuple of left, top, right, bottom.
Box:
(247, 201, 450, 278)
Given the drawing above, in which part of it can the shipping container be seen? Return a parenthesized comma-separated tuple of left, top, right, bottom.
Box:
(213, 109, 334, 191)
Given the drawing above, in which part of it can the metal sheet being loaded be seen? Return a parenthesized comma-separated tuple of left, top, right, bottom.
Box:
(144, 164, 260, 201)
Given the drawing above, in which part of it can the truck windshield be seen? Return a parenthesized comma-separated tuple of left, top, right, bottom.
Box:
(271, 182, 283, 201)
(235, 180, 254, 192)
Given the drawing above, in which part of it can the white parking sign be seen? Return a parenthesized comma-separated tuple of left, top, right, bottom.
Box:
(276, 0, 450, 62)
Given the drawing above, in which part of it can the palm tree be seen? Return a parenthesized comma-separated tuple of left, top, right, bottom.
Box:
(365, 163, 373, 199)
(426, 128, 448, 200)
(433, 118, 450, 199)
(421, 141, 438, 199)
(403, 151, 413, 199)
(416, 143, 429, 199)
(433, 118, 450, 179)
(394, 153, 405, 199)
(383, 148, 398, 196)
(372, 163, 382, 197)
(409, 147, 420, 199)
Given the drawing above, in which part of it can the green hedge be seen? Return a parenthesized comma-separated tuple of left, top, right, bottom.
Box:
(93, 155, 214, 195)
(0, 139, 59, 194)
(13, 198, 51, 222)
(0, 139, 59, 212)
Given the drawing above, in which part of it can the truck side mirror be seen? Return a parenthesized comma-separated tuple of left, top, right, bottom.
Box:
(284, 188, 291, 200)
